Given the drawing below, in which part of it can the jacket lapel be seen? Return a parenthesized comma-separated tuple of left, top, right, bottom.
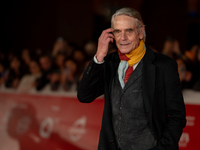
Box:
(142, 47, 156, 116)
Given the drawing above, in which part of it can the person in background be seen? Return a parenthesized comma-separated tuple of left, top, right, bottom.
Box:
(175, 57, 192, 89)
(84, 41, 97, 60)
(5, 56, 24, 89)
(0, 62, 6, 87)
(21, 48, 32, 74)
(17, 60, 41, 92)
(49, 52, 66, 91)
(184, 45, 197, 64)
(35, 55, 53, 91)
(72, 49, 86, 76)
(54, 52, 66, 71)
(193, 45, 200, 91)
(49, 69, 61, 91)
(61, 59, 78, 91)
(181, 45, 199, 88)
(78, 7, 186, 150)
(162, 36, 182, 59)
(52, 37, 71, 58)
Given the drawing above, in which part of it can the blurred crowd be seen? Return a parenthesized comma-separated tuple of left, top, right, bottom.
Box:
(0, 37, 102, 93)
(0, 36, 200, 93)
(161, 36, 200, 91)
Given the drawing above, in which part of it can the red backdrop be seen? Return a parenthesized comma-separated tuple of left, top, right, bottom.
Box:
(0, 91, 199, 150)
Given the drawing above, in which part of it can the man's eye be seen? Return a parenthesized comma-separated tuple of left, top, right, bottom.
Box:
(113, 30, 120, 35)
(127, 29, 132, 33)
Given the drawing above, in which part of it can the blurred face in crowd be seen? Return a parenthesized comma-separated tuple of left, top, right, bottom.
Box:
(163, 40, 173, 51)
(50, 72, 60, 83)
(176, 59, 186, 82)
(21, 49, 31, 65)
(10, 57, 21, 70)
(52, 38, 70, 57)
(65, 60, 77, 74)
(54, 40, 67, 51)
(56, 54, 65, 68)
(73, 50, 85, 63)
(29, 61, 41, 74)
(113, 15, 144, 54)
(39, 56, 51, 71)
(84, 41, 97, 57)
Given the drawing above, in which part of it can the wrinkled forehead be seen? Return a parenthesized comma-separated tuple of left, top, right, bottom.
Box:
(113, 15, 137, 29)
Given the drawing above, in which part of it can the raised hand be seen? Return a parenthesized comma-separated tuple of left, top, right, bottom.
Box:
(96, 28, 114, 62)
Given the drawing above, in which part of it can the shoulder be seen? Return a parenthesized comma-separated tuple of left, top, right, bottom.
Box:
(145, 46, 178, 73)
(155, 51, 176, 61)
(153, 51, 178, 68)
(153, 53, 179, 80)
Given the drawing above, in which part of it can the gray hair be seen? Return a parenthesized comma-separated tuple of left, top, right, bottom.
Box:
(111, 7, 146, 42)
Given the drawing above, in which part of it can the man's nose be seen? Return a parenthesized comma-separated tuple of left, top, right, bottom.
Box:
(120, 32, 127, 40)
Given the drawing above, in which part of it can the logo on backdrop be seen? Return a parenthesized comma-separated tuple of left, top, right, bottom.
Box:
(186, 116, 195, 126)
(69, 116, 87, 142)
(179, 115, 195, 148)
(179, 132, 189, 148)
(39, 117, 54, 138)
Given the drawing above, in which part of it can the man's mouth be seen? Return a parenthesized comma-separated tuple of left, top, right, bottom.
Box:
(120, 43, 130, 46)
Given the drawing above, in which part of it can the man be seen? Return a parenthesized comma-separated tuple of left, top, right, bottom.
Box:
(77, 8, 186, 150)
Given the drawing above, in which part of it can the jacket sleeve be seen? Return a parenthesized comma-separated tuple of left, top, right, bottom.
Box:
(158, 59, 186, 149)
(77, 59, 105, 103)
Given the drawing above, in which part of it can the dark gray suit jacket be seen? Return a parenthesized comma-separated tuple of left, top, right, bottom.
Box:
(77, 47, 186, 150)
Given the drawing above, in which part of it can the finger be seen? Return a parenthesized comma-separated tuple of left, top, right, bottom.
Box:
(110, 38, 113, 43)
(101, 28, 114, 39)
(106, 34, 114, 40)
(102, 28, 114, 34)
(99, 34, 114, 46)
(105, 37, 114, 44)
(102, 33, 114, 43)
(107, 33, 114, 39)
(103, 34, 114, 44)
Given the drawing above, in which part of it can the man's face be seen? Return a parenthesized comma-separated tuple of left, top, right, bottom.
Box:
(113, 15, 144, 54)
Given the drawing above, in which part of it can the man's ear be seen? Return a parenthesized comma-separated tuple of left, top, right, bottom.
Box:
(139, 26, 145, 40)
